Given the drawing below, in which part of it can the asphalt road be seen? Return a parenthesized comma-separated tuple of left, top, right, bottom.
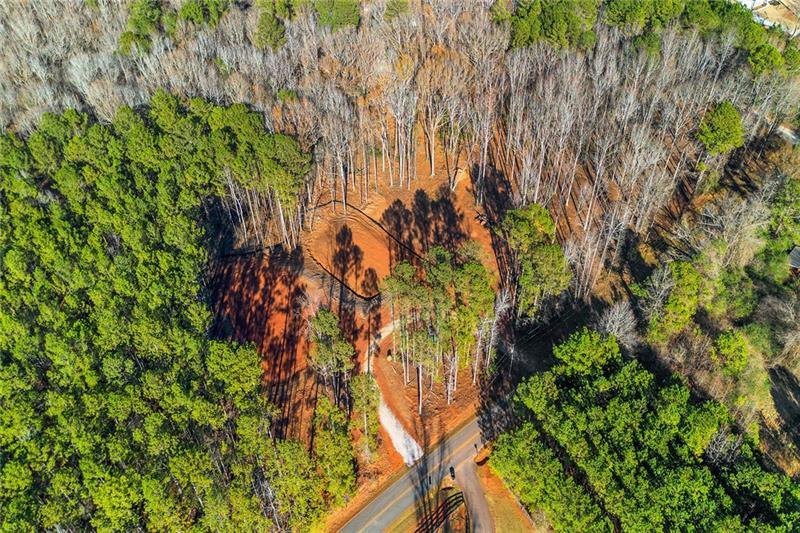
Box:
(340, 418, 493, 532)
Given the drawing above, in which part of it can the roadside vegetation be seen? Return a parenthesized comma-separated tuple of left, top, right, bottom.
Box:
(493, 329, 800, 531)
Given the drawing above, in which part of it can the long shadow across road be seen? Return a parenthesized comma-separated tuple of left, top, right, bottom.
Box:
(339, 418, 492, 532)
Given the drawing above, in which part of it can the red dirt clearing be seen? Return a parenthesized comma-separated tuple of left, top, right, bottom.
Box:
(303, 128, 500, 454)
(210, 248, 319, 441)
(306, 168, 498, 297)
(210, 128, 504, 529)
(305, 167, 498, 451)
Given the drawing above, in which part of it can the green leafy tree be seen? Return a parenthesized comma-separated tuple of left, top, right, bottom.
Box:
(748, 42, 784, 76)
(119, 0, 163, 54)
(0, 93, 311, 530)
(255, 0, 288, 50)
(647, 261, 702, 344)
(758, 170, 800, 284)
(713, 329, 749, 377)
(314, 0, 359, 31)
(179, 0, 229, 26)
(507, 0, 599, 49)
(552, 327, 621, 376)
(383, 241, 495, 412)
(697, 101, 745, 156)
(266, 440, 325, 531)
(502, 204, 572, 316)
(507, 329, 796, 531)
(309, 307, 355, 397)
(350, 373, 380, 457)
(603, 0, 685, 55)
(682, 0, 720, 33)
(709, 267, 756, 320)
(384, 0, 409, 20)
(313, 396, 356, 506)
(783, 41, 800, 74)
(491, 423, 611, 532)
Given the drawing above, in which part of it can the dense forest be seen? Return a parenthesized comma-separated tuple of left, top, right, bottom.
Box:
(0, 94, 333, 529)
(492, 329, 800, 531)
(1, 0, 799, 531)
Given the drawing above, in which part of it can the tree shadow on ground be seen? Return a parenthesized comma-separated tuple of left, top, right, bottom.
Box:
(200, 196, 239, 259)
(470, 163, 515, 292)
(471, 163, 513, 226)
(414, 490, 466, 532)
(475, 299, 593, 443)
(474, 292, 665, 443)
(361, 268, 382, 371)
(380, 186, 468, 267)
(332, 225, 365, 347)
(332, 225, 364, 297)
(410, 415, 446, 529)
(769, 366, 800, 450)
(720, 135, 783, 196)
(209, 246, 314, 440)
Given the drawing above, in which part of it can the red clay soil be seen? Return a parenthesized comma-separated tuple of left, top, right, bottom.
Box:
(210, 248, 320, 441)
(210, 130, 501, 531)
(306, 128, 499, 293)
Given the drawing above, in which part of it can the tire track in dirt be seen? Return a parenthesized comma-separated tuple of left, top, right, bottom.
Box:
(303, 200, 429, 305)
(308, 200, 427, 265)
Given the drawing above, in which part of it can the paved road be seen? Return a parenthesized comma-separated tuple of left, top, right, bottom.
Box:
(456, 459, 493, 532)
(340, 418, 493, 532)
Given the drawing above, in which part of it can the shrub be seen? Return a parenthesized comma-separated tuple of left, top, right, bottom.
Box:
(647, 261, 702, 344)
(119, 0, 162, 54)
(254, 8, 286, 50)
(276, 88, 298, 103)
(384, 0, 409, 20)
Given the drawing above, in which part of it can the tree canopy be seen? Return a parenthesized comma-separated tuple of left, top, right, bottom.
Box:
(309, 307, 355, 398)
(497, 329, 800, 531)
(501, 204, 572, 316)
(503, 0, 600, 49)
(647, 261, 703, 344)
(697, 101, 746, 156)
(383, 242, 496, 411)
(350, 372, 381, 457)
(0, 92, 312, 530)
